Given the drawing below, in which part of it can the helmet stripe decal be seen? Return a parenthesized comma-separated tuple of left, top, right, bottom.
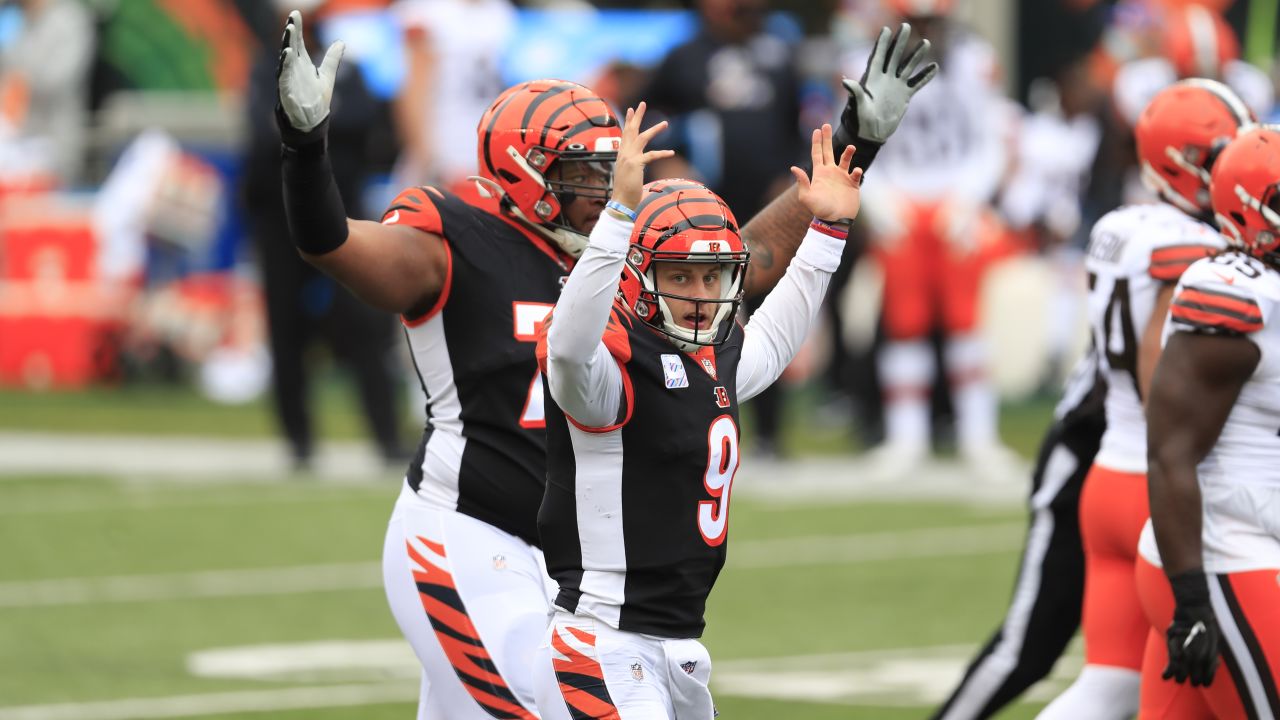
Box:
(480, 86, 531, 178)
(1187, 78, 1254, 128)
(634, 182, 713, 219)
(539, 102, 615, 148)
(655, 214, 743, 248)
(519, 82, 575, 142)
(636, 197, 727, 241)
(1187, 5, 1219, 77)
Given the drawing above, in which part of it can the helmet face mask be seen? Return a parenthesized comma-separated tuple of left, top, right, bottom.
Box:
(475, 80, 621, 258)
(541, 154, 614, 238)
(620, 180, 749, 353)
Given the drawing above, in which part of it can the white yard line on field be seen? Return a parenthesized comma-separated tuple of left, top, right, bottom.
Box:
(0, 487, 392, 516)
(0, 562, 383, 608)
(0, 640, 1081, 718)
(0, 431, 1028, 506)
(0, 682, 419, 720)
(0, 523, 1023, 608)
(731, 522, 1024, 568)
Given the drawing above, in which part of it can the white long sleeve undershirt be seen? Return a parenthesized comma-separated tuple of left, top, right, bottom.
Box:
(544, 211, 846, 428)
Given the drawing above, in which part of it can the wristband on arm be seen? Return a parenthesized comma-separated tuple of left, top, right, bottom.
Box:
(278, 112, 350, 256)
(809, 217, 852, 239)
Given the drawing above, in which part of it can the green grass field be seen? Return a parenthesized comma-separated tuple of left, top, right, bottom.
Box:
(0, 384, 1070, 719)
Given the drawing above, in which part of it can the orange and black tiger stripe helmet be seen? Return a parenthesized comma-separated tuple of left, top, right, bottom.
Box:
(476, 79, 621, 257)
(619, 179, 749, 351)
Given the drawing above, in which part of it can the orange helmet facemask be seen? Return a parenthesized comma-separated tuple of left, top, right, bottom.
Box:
(618, 180, 749, 352)
(475, 79, 621, 258)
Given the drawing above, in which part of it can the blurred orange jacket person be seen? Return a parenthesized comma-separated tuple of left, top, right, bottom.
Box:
(843, 0, 1018, 478)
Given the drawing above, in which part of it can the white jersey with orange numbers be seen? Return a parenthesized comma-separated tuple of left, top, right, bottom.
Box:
(1165, 252, 1280, 489)
(843, 30, 1014, 205)
(1113, 57, 1274, 128)
(1085, 203, 1224, 473)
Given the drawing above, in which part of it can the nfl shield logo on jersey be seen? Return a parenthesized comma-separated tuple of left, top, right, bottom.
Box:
(661, 354, 689, 389)
(699, 357, 717, 379)
(631, 661, 645, 681)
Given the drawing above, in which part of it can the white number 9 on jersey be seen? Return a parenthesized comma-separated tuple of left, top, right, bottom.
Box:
(698, 415, 740, 547)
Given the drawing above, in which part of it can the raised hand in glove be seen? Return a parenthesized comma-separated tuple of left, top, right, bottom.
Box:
(276, 10, 345, 143)
(833, 22, 938, 169)
(1163, 570, 1221, 687)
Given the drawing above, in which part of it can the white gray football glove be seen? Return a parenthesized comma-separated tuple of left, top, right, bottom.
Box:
(842, 23, 938, 144)
(276, 10, 345, 134)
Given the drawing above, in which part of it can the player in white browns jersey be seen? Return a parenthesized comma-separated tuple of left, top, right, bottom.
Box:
(1036, 79, 1250, 720)
(1140, 125, 1280, 720)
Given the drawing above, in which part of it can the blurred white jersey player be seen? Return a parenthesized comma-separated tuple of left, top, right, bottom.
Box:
(1113, 3, 1272, 128)
(392, 0, 516, 187)
(844, 0, 1019, 478)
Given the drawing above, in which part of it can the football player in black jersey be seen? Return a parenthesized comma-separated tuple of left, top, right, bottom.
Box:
(275, 10, 934, 718)
(532, 105, 862, 719)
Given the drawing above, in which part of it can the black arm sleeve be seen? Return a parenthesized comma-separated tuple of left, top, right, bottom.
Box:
(278, 111, 350, 256)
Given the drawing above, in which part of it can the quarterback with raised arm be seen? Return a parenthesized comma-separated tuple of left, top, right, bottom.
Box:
(274, 9, 933, 717)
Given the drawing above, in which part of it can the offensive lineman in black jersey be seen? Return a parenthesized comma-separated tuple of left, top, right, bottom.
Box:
(533, 106, 862, 718)
(275, 10, 935, 718)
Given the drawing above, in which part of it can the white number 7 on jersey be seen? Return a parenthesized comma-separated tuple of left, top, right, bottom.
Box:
(699, 415, 740, 547)
(513, 301, 555, 429)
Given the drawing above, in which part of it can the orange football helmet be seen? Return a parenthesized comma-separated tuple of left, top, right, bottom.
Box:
(1161, 4, 1238, 79)
(619, 180, 749, 351)
(476, 79, 621, 257)
(1136, 78, 1254, 216)
(885, 0, 955, 17)
(1211, 126, 1280, 258)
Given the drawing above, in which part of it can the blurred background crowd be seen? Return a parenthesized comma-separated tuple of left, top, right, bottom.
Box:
(3, 0, 1275, 474)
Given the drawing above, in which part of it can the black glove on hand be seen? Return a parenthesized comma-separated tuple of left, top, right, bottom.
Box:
(1163, 570, 1221, 687)
(832, 23, 939, 172)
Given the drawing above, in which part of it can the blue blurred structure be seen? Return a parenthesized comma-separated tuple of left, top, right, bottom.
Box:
(0, 5, 21, 48)
(502, 9, 698, 83)
(320, 9, 407, 101)
(322, 8, 800, 99)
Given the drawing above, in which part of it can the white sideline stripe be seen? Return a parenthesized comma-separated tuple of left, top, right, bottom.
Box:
(0, 562, 383, 608)
(0, 682, 418, 720)
(0, 488, 390, 516)
(0, 432, 1029, 506)
(730, 523, 1023, 568)
(0, 524, 1022, 608)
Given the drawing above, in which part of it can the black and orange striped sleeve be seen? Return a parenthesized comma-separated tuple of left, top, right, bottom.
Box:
(380, 185, 446, 234)
(1149, 244, 1219, 282)
(535, 312, 553, 373)
(1170, 285, 1265, 335)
